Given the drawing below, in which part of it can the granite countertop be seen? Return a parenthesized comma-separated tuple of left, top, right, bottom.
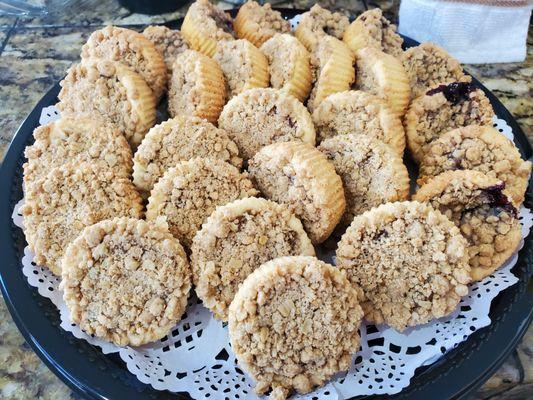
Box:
(0, 1, 531, 399)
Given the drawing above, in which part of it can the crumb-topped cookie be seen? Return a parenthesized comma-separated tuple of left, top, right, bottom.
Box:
(57, 59, 156, 149)
(413, 170, 521, 281)
(402, 43, 470, 99)
(312, 90, 405, 154)
(228, 256, 363, 400)
(418, 125, 532, 206)
(24, 115, 133, 187)
(260, 33, 313, 103)
(234, 1, 291, 47)
(21, 162, 143, 276)
(405, 81, 495, 163)
(142, 25, 189, 71)
(133, 116, 241, 195)
(249, 141, 345, 244)
(318, 134, 409, 226)
(213, 39, 270, 98)
(168, 49, 226, 124)
(181, 0, 233, 57)
(295, 4, 349, 52)
(336, 201, 471, 332)
(218, 88, 316, 160)
(343, 8, 403, 57)
(146, 158, 258, 247)
(191, 198, 315, 320)
(81, 26, 167, 99)
(61, 217, 191, 347)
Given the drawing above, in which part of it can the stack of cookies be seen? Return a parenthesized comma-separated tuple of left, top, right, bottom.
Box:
(20, 1, 531, 399)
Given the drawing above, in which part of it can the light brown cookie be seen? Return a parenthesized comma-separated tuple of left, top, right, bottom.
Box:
(213, 39, 270, 98)
(336, 201, 471, 332)
(248, 141, 345, 244)
(405, 81, 495, 163)
(181, 0, 234, 57)
(142, 25, 189, 71)
(343, 8, 403, 57)
(295, 4, 349, 52)
(413, 170, 521, 281)
(228, 256, 363, 400)
(353, 46, 410, 118)
(191, 198, 315, 321)
(402, 42, 470, 99)
(133, 116, 241, 195)
(218, 88, 316, 160)
(260, 33, 313, 103)
(81, 25, 167, 99)
(57, 59, 156, 149)
(233, 1, 291, 47)
(318, 134, 409, 227)
(23, 115, 132, 187)
(168, 49, 227, 124)
(21, 162, 143, 276)
(312, 90, 405, 154)
(418, 125, 532, 206)
(60, 217, 191, 347)
(146, 158, 257, 247)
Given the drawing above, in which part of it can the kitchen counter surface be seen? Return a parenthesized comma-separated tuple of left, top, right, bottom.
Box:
(0, 1, 531, 399)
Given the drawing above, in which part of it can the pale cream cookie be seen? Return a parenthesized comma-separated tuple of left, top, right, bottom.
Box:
(142, 25, 189, 71)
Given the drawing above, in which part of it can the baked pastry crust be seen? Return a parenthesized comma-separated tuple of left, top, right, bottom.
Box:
(60, 217, 191, 347)
(218, 88, 316, 160)
(191, 197, 315, 320)
(143, 25, 189, 71)
(248, 141, 345, 244)
(414, 170, 521, 281)
(418, 125, 532, 206)
(228, 255, 363, 399)
(295, 4, 349, 52)
(146, 158, 258, 247)
(21, 162, 143, 275)
(336, 201, 471, 332)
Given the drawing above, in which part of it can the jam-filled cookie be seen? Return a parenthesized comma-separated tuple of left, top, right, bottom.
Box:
(295, 4, 349, 52)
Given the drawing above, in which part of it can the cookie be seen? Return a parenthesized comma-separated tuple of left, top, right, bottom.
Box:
(307, 36, 355, 112)
(353, 46, 410, 118)
(81, 26, 167, 99)
(402, 42, 470, 99)
(336, 201, 471, 332)
(191, 198, 315, 320)
(60, 217, 191, 347)
(146, 158, 258, 247)
(234, 1, 291, 47)
(405, 81, 495, 163)
(57, 59, 156, 149)
(343, 8, 403, 57)
(218, 88, 316, 160)
(23, 115, 132, 187)
(228, 256, 363, 400)
(181, 0, 233, 57)
(133, 116, 241, 195)
(168, 49, 226, 124)
(295, 4, 349, 52)
(142, 25, 189, 71)
(260, 33, 313, 103)
(318, 134, 409, 226)
(413, 170, 521, 281)
(213, 39, 270, 98)
(248, 141, 345, 244)
(312, 90, 405, 154)
(21, 162, 143, 275)
(418, 125, 532, 206)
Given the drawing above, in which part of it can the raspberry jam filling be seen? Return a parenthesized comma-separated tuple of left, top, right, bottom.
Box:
(481, 182, 518, 218)
(426, 81, 475, 105)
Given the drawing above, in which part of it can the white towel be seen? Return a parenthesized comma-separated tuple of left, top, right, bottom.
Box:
(398, 0, 532, 64)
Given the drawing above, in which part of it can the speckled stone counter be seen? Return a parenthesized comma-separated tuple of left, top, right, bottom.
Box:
(0, 1, 531, 399)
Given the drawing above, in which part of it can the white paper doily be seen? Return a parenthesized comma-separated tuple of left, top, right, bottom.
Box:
(13, 104, 532, 399)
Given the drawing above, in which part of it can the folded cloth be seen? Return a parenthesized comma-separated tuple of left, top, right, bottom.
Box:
(399, 0, 532, 64)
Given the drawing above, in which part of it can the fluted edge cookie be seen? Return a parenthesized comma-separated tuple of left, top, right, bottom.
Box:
(295, 4, 349, 52)
(142, 25, 189, 71)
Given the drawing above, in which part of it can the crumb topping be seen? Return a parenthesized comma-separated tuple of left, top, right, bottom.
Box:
(351, 8, 403, 57)
(187, 0, 234, 41)
(238, 1, 290, 37)
(143, 25, 189, 71)
(297, 4, 349, 51)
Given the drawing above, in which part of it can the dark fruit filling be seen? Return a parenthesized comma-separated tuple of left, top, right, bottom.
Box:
(210, 10, 233, 34)
(427, 81, 475, 105)
(481, 182, 518, 218)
